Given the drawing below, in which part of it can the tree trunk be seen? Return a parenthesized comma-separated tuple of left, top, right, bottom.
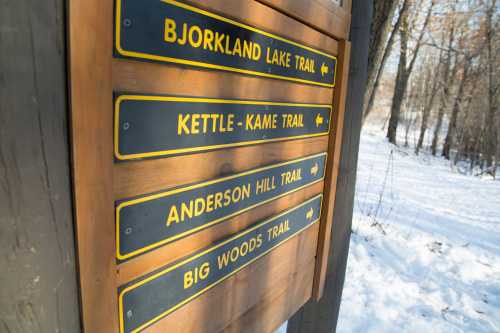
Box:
(386, 1, 433, 144)
(387, 8, 409, 144)
(443, 62, 469, 159)
(431, 24, 456, 156)
(485, 0, 497, 176)
(364, 0, 398, 104)
(363, 0, 409, 123)
(416, 54, 442, 154)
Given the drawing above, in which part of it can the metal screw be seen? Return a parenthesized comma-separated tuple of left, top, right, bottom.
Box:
(125, 227, 132, 235)
(127, 310, 133, 319)
(123, 18, 132, 27)
(123, 122, 130, 130)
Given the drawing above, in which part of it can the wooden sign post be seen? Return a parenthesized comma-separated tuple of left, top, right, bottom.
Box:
(68, 0, 353, 332)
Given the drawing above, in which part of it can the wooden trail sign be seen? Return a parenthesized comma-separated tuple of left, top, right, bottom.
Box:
(68, 0, 352, 332)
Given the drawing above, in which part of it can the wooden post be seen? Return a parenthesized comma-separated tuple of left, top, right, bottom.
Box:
(0, 0, 81, 332)
(287, 0, 372, 331)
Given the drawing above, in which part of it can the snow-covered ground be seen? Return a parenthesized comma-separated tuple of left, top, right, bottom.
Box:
(337, 125, 500, 332)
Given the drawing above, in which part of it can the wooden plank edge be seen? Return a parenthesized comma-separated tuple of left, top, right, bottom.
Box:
(312, 40, 351, 300)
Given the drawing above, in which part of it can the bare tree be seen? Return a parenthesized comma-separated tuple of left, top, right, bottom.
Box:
(484, 0, 498, 176)
(363, 0, 409, 123)
(387, 0, 435, 144)
(442, 57, 472, 159)
(431, 14, 457, 156)
(416, 53, 442, 154)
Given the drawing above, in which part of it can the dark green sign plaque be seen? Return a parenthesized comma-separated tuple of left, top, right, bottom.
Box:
(118, 195, 322, 333)
(114, 95, 332, 160)
(115, 0, 337, 87)
(116, 153, 326, 260)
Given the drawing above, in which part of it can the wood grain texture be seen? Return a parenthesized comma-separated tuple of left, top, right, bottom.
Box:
(222, 260, 314, 333)
(0, 1, 80, 332)
(68, 0, 349, 332)
(257, 0, 351, 40)
(179, 0, 339, 55)
(288, 1, 369, 332)
(68, 0, 117, 331)
(114, 137, 329, 199)
(143, 223, 319, 333)
(313, 41, 351, 300)
(117, 181, 323, 284)
(113, 59, 334, 105)
(113, 0, 338, 100)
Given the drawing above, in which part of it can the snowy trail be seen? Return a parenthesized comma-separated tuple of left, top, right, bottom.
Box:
(337, 127, 500, 333)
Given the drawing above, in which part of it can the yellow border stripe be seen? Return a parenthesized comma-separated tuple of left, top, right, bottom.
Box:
(115, 0, 337, 87)
(116, 152, 327, 260)
(118, 194, 323, 333)
(114, 95, 333, 160)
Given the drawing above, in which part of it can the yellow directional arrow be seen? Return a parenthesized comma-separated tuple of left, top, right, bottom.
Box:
(315, 114, 324, 127)
(306, 208, 314, 220)
(321, 63, 329, 77)
(310, 163, 319, 176)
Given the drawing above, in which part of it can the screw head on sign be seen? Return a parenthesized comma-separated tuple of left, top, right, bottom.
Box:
(123, 122, 130, 130)
(123, 18, 132, 27)
(125, 227, 132, 235)
(127, 310, 133, 319)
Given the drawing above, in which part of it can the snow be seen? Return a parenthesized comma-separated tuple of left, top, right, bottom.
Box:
(337, 125, 500, 333)
(275, 322, 287, 333)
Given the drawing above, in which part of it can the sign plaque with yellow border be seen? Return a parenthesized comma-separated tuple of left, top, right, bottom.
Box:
(115, 95, 332, 161)
(116, 153, 326, 261)
(115, 0, 337, 86)
(118, 195, 322, 333)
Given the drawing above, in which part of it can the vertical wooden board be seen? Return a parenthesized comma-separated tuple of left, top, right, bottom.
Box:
(223, 261, 314, 333)
(0, 0, 80, 331)
(313, 41, 352, 299)
(68, 0, 116, 332)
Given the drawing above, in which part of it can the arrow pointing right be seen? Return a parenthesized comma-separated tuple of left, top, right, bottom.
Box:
(306, 208, 314, 220)
(310, 163, 319, 176)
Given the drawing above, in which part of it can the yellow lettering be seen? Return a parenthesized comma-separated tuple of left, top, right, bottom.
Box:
(178, 114, 190, 135)
(181, 201, 193, 222)
(225, 36, 233, 55)
(164, 18, 177, 43)
(188, 25, 202, 48)
(203, 29, 214, 50)
(233, 38, 242, 57)
(243, 40, 253, 59)
(245, 114, 254, 130)
(194, 197, 205, 216)
(214, 32, 225, 53)
(178, 23, 187, 45)
(217, 251, 230, 269)
(253, 43, 261, 60)
(191, 114, 200, 134)
(166, 205, 179, 226)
